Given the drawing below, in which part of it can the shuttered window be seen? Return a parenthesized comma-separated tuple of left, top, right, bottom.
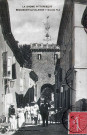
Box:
(3, 52, 7, 77)
(37, 54, 41, 60)
(7, 57, 12, 79)
(12, 64, 16, 79)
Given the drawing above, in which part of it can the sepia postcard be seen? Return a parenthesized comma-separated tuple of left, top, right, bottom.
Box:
(0, 0, 87, 134)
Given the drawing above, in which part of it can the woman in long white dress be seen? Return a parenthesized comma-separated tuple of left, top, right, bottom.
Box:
(30, 106, 34, 124)
(24, 104, 31, 123)
(33, 104, 39, 125)
(17, 107, 25, 128)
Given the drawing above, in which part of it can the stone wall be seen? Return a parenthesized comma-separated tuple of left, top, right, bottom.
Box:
(32, 48, 59, 100)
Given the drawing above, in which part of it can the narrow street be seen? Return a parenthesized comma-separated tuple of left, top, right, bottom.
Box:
(13, 124, 68, 135)
(1, 0, 87, 135)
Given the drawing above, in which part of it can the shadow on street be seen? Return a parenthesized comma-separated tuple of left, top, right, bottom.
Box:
(13, 124, 68, 135)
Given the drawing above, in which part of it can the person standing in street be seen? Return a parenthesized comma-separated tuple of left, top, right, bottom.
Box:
(17, 106, 25, 128)
(40, 99, 50, 127)
(8, 105, 16, 131)
(30, 105, 34, 124)
(33, 103, 39, 125)
(24, 103, 31, 123)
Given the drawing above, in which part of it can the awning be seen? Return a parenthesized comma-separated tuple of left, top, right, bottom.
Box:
(29, 71, 38, 82)
(15, 93, 24, 108)
(81, 6, 87, 28)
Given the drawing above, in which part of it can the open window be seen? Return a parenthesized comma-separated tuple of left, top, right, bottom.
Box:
(37, 54, 42, 60)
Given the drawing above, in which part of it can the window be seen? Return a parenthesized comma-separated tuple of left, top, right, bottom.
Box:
(37, 54, 41, 60)
(12, 63, 16, 79)
(48, 73, 51, 78)
(54, 54, 58, 59)
(3, 52, 7, 77)
(7, 57, 12, 79)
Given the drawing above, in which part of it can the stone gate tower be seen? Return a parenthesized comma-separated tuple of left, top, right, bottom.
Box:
(31, 17, 60, 101)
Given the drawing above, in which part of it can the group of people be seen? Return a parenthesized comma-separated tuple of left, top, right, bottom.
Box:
(24, 103, 40, 125)
(8, 99, 51, 131)
(8, 103, 41, 131)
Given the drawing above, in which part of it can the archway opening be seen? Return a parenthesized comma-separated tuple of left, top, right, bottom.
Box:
(41, 84, 54, 102)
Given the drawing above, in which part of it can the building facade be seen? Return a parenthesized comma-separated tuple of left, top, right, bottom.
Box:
(31, 43, 60, 101)
(0, 0, 36, 121)
(54, 59, 62, 109)
(57, 0, 87, 110)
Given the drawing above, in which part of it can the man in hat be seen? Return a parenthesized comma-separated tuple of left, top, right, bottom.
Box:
(40, 99, 50, 127)
(9, 105, 16, 131)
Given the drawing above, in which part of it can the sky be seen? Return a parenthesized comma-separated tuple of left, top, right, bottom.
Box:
(8, 0, 64, 44)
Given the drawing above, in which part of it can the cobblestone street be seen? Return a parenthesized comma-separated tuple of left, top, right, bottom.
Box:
(0, 124, 68, 135)
(12, 124, 68, 135)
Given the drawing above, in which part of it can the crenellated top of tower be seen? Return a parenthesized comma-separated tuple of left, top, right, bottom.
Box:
(30, 43, 57, 49)
(18, 43, 60, 52)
